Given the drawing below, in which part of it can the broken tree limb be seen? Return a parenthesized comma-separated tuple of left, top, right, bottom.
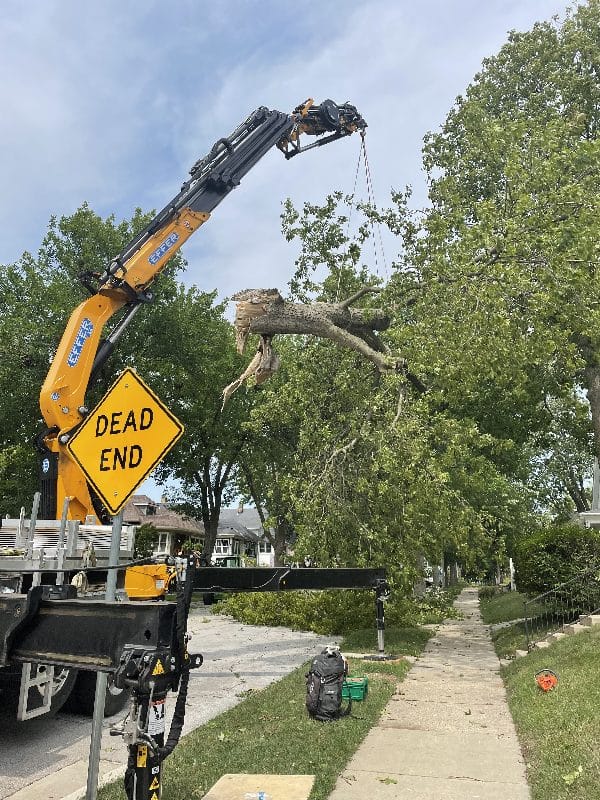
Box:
(232, 287, 392, 363)
(339, 285, 383, 309)
(222, 287, 406, 406)
(221, 336, 280, 409)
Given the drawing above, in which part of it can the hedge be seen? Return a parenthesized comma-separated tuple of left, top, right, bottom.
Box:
(513, 522, 600, 598)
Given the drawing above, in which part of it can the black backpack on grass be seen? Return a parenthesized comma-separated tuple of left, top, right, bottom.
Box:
(306, 647, 351, 722)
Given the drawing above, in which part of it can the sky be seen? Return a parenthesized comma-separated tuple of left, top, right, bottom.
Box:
(1, 0, 570, 499)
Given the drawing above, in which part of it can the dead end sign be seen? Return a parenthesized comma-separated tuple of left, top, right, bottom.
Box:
(67, 368, 184, 515)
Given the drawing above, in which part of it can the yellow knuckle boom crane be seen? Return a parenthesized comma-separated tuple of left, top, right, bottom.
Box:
(0, 98, 394, 800)
(0, 95, 388, 800)
(37, 99, 367, 523)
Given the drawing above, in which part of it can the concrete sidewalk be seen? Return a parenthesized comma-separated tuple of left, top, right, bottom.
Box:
(328, 587, 531, 800)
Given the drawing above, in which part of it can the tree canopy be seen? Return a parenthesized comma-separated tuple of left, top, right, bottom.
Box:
(2, 3, 598, 580)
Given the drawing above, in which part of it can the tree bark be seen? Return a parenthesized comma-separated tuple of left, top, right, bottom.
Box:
(566, 465, 590, 512)
(223, 287, 400, 405)
(202, 519, 219, 562)
(585, 362, 600, 463)
(273, 517, 292, 567)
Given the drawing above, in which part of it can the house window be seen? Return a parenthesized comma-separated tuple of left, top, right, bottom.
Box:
(259, 542, 272, 553)
(214, 538, 231, 555)
(157, 533, 168, 553)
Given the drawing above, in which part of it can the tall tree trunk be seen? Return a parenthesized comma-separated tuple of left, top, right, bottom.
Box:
(273, 518, 292, 567)
(195, 459, 228, 564)
(566, 465, 590, 512)
(202, 518, 219, 563)
(585, 362, 600, 463)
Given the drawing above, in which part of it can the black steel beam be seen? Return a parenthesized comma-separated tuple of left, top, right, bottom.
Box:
(1, 568, 387, 673)
(193, 567, 386, 593)
(2, 596, 176, 671)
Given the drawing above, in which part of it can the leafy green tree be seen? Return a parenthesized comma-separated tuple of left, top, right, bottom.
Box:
(237, 193, 531, 586)
(134, 522, 160, 558)
(404, 2, 600, 489)
(327, 4, 600, 545)
(0, 446, 37, 517)
(529, 395, 594, 517)
(131, 284, 250, 561)
(271, 5, 600, 577)
(47, 208, 254, 563)
(236, 352, 301, 567)
(0, 205, 246, 563)
(0, 205, 158, 510)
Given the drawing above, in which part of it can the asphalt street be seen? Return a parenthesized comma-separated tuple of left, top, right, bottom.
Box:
(0, 604, 333, 799)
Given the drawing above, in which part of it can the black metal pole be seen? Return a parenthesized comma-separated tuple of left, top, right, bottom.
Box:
(126, 691, 167, 800)
(376, 591, 386, 656)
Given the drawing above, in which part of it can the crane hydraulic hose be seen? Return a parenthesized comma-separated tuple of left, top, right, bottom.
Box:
(158, 554, 196, 760)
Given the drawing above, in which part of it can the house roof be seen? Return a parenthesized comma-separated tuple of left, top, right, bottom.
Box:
(123, 496, 203, 535)
(219, 507, 264, 537)
(123, 496, 267, 541)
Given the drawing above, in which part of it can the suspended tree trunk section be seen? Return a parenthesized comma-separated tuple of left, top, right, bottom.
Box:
(223, 287, 402, 405)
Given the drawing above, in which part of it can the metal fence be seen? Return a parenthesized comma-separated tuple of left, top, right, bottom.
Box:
(524, 565, 600, 649)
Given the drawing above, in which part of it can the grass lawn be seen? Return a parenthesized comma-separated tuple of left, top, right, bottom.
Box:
(98, 627, 429, 800)
(503, 625, 600, 800)
(479, 590, 529, 624)
(479, 591, 552, 658)
(490, 619, 555, 659)
(490, 620, 529, 658)
(342, 626, 431, 655)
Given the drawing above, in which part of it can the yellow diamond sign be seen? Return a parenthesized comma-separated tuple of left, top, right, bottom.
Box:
(67, 368, 184, 515)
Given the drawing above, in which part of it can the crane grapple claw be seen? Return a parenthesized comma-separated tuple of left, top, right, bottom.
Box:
(277, 98, 367, 158)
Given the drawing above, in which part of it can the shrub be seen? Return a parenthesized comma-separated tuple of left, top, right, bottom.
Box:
(513, 523, 600, 597)
(216, 585, 461, 635)
(478, 585, 502, 601)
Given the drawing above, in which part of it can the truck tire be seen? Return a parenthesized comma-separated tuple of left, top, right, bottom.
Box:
(2, 664, 79, 718)
(65, 670, 129, 717)
(46, 666, 80, 715)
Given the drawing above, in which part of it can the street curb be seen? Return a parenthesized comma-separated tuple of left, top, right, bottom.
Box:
(61, 765, 125, 800)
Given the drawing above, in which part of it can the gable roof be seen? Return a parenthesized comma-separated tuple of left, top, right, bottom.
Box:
(123, 496, 268, 541)
(219, 507, 264, 535)
(123, 495, 202, 535)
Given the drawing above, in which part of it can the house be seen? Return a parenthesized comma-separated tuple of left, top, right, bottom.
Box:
(123, 495, 274, 565)
(579, 459, 600, 528)
(123, 495, 204, 556)
(218, 506, 275, 567)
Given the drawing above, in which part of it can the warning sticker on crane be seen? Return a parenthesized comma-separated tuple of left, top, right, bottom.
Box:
(148, 698, 166, 736)
(152, 659, 166, 676)
(66, 368, 184, 515)
(137, 745, 147, 768)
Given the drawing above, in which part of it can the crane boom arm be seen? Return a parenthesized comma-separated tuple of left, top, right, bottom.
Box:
(38, 99, 366, 522)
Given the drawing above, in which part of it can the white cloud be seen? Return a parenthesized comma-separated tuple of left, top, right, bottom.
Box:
(0, 0, 560, 500)
(0, 0, 566, 298)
